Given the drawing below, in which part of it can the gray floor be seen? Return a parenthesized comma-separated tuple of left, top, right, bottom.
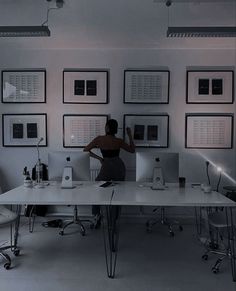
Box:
(0, 217, 235, 291)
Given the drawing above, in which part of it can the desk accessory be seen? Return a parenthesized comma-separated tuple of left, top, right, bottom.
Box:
(99, 181, 113, 188)
(179, 177, 186, 188)
(202, 184, 212, 193)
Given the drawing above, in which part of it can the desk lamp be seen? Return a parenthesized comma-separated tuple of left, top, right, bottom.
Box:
(205, 161, 211, 186)
(205, 161, 223, 192)
(216, 167, 222, 192)
(34, 137, 44, 188)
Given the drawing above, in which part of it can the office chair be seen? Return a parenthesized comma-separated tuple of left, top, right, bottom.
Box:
(201, 208, 235, 274)
(0, 205, 20, 269)
(146, 207, 183, 236)
(201, 190, 236, 274)
(136, 151, 183, 236)
(58, 169, 100, 236)
(59, 205, 94, 236)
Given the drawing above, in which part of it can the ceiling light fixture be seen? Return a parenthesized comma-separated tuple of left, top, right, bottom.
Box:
(167, 26, 236, 37)
(165, 1, 236, 38)
(0, 26, 50, 37)
(0, 0, 64, 37)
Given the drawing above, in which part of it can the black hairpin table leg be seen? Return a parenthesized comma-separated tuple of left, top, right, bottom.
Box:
(101, 205, 121, 278)
(226, 207, 236, 282)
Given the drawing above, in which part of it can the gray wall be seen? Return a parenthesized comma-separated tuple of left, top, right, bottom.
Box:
(0, 48, 235, 217)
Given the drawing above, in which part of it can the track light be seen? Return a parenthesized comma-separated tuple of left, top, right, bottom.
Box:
(167, 26, 236, 37)
(0, 26, 50, 37)
(0, 0, 64, 37)
(165, 1, 236, 38)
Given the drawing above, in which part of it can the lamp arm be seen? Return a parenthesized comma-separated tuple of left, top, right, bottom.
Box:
(206, 162, 211, 185)
(216, 172, 222, 192)
(36, 137, 43, 161)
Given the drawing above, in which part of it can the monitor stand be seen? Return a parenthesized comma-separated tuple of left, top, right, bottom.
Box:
(152, 167, 165, 190)
(61, 166, 75, 189)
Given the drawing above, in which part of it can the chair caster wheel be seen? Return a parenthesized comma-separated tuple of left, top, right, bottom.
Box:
(59, 230, 64, 236)
(14, 249, 20, 256)
(179, 225, 183, 231)
(169, 231, 174, 237)
(3, 254, 11, 270)
(4, 263, 11, 270)
(202, 254, 208, 261)
(212, 267, 219, 274)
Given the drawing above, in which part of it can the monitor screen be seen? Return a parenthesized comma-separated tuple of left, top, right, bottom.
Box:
(136, 152, 179, 183)
(48, 151, 90, 181)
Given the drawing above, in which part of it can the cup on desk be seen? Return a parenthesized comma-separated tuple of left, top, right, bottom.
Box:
(202, 184, 212, 193)
(179, 177, 186, 188)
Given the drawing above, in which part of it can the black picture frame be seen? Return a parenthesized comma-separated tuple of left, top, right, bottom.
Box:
(123, 70, 170, 104)
(186, 70, 234, 104)
(2, 113, 47, 147)
(63, 114, 109, 148)
(185, 113, 234, 149)
(63, 70, 109, 104)
(1, 69, 46, 103)
(123, 114, 169, 148)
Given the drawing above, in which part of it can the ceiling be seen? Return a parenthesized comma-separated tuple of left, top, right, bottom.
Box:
(0, 0, 235, 50)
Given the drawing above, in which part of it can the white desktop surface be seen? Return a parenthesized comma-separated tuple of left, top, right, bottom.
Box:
(0, 181, 113, 205)
(111, 182, 236, 207)
(0, 181, 235, 208)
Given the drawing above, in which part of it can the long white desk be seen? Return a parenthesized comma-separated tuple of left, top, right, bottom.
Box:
(110, 182, 235, 207)
(0, 181, 113, 205)
(0, 181, 235, 280)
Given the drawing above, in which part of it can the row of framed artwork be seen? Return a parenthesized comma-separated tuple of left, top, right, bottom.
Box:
(1, 113, 234, 149)
(1, 69, 234, 104)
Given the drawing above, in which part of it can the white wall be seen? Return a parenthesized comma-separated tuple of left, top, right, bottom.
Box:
(0, 47, 235, 216)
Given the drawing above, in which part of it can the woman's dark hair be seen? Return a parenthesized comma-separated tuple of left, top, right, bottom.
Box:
(106, 119, 118, 135)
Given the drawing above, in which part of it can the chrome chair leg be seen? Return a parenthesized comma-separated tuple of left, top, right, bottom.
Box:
(59, 206, 94, 236)
(146, 207, 183, 236)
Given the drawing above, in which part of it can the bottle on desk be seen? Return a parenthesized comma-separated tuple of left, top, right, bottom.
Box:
(24, 171, 32, 188)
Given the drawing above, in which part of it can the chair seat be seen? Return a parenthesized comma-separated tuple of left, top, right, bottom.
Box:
(0, 206, 17, 225)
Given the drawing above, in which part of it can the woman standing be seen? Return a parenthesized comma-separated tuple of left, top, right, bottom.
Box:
(84, 119, 135, 227)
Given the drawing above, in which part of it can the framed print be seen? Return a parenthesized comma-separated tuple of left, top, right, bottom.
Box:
(185, 113, 233, 149)
(2, 114, 47, 147)
(63, 114, 108, 147)
(124, 70, 170, 104)
(124, 114, 169, 147)
(1, 70, 46, 103)
(186, 70, 234, 104)
(63, 70, 109, 104)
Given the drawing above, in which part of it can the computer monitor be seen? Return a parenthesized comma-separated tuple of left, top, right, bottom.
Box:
(136, 152, 179, 184)
(48, 151, 90, 183)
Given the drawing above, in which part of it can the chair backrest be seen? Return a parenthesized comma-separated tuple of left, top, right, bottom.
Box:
(0, 186, 18, 225)
(0, 205, 18, 225)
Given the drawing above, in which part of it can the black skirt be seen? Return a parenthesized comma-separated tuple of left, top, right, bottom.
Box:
(95, 157, 126, 182)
